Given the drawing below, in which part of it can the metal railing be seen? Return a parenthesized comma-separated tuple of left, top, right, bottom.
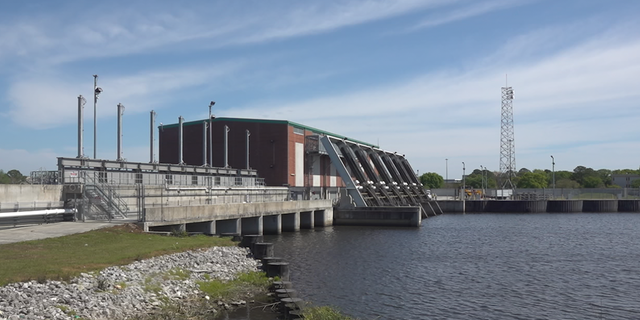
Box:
(83, 172, 129, 220)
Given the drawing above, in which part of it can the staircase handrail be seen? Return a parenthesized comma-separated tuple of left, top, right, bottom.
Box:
(83, 173, 129, 219)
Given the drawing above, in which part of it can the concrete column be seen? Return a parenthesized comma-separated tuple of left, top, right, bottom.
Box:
(241, 216, 263, 235)
(216, 218, 240, 235)
(282, 212, 300, 232)
(313, 208, 333, 227)
(263, 214, 282, 235)
(186, 221, 216, 235)
(300, 211, 314, 229)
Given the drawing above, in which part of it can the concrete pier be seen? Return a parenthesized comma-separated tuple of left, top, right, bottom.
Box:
(618, 200, 640, 212)
(435, 199, 637, 213)
(300, 211, 314, 229)
(484, 200, 547, 213)
(582, 200, 618, 213)
(143, 200, 332, 235)
(547, 200, 583, 213)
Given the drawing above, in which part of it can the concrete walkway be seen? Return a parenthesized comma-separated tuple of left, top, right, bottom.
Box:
(0, 220, 136, 245)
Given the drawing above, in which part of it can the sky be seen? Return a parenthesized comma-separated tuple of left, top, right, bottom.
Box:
(0, 0, 639, 180)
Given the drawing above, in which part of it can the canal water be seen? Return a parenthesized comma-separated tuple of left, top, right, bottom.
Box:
(258, 213, 640, 320)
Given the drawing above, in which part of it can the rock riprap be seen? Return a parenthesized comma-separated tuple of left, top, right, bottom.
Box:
(0, 246, 258, 320)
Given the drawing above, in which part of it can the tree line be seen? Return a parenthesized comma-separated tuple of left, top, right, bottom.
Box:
(419, 166, 640, 189)
(0, 169, 28, 184)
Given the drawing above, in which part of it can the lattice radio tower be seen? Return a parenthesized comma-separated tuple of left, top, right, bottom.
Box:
(499, 77, 516, 190)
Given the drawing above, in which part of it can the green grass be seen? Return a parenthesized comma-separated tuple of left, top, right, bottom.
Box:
(302, 306, 357, 320)
(0, 224, 235, 286)
(197, 271, 271, 300)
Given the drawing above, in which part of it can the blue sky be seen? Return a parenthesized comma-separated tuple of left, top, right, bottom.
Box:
(1, 0, 639, 180)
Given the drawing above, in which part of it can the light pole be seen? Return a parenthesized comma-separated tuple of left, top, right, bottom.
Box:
(462, 161, 466, 198)
(209, 101, 215, 166)
(551, 155, 555, 196)
(480, 165, 485, 197)
(462, 161, 466, 213)
(93, 75, 102, 159)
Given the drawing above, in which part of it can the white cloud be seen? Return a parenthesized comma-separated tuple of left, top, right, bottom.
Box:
(0, 0, 448, 66)
(7, 62, 243, 129)
(412, 0, 530, 30)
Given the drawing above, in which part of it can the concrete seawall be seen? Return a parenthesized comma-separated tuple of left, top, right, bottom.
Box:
(436, 199, 640, 213)
(334, 206, 422, 227)
(0, 185, 64, 212)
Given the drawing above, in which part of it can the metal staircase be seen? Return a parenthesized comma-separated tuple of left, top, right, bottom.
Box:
(82, 174, 129, 220)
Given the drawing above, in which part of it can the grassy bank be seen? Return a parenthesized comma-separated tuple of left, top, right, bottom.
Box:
(0, 224, 235, 286)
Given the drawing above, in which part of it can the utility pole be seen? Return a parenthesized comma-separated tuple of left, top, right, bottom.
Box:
(93, 75, 102, 159)
(551, 155, 555, 198)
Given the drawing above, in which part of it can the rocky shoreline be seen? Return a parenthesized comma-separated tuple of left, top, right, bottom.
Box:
(0, 246, 260, 320)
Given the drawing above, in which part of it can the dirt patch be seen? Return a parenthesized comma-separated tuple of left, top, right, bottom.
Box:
(107, 223, 144, 234)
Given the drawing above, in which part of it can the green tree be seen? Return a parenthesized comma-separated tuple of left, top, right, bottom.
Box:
(613, 169, 640, 175)
(597, 169, 612, 187)
(6, 169, 26, 184)
(517, 172, 548, 188)
(556, 178, 580, 188)
(572, 166, 597, 186)
(555, 171, 573, 181)
(517, 168, 531, 176)
(631, 179, 640, 188)
(0, 170, 10, 184)
(582, 176, 604, 188)
(464, 174, 483, 188)
(419, 172, 444, 189)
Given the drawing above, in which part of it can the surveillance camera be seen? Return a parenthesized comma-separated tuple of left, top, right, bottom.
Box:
(95, 87, 103, 94)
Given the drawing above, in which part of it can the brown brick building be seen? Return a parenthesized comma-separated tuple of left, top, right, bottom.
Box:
(159, 117, 378, 199)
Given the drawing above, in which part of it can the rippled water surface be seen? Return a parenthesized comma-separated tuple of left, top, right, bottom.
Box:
(263, 213, 640, 320)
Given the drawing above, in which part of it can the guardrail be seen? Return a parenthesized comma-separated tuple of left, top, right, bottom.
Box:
(0, 209, 77, 228)
(0, 201, 64, 213)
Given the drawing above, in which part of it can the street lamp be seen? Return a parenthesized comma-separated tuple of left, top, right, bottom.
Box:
(93, 75, 102, 159)
(462, 161, 466, 199)
(551, 155, 555, 193)
(480, 165, 485, 196)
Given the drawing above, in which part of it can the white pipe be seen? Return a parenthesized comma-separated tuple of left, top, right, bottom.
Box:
(0, 209, 76, 219)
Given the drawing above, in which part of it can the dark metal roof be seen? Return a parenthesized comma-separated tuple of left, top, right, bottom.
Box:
(160, 117, 378, 148)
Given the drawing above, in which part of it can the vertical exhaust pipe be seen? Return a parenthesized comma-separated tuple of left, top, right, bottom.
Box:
(179, 116, 184, 165)
(77, 95, 86, 158)
(202, 121, 208, 166)
(150, 110, 156, 163)
(208, 101, 215, 167)
(116, 103, 125, 161)
(246, 129, 250, 169)
(224, 125, 230, 168)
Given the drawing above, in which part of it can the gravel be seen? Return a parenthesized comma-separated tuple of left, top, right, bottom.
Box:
(0, 246, 259, 320)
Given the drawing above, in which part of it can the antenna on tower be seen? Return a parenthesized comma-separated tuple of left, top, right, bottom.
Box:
(499, 77, 516, 195)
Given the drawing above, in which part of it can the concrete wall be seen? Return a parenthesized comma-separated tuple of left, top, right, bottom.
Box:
(334, 206, 421, 227)
(435, 199, 640, 213)
(0, 185, 63, 211)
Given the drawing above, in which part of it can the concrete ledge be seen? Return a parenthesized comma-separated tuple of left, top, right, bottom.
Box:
(144, 200, 332, 224)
